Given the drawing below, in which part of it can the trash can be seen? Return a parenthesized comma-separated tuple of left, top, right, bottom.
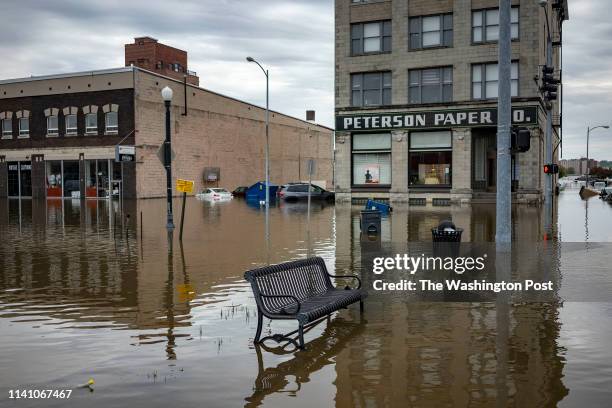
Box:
(431, 220, 463, 242)
(361, 209, 382, 235)
(365, 199, 392, 215)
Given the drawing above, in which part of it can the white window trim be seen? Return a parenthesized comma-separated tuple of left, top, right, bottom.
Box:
(85, 113, 98, 135)
(1, 118, 12, 139)
(46, 115, 59, 137)
(18, 117, 29, 138)
(104, 112, 118, 135)
(65, 114, 78, 136)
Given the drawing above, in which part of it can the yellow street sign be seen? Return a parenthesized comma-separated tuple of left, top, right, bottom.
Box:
(176, 179, 194, 193)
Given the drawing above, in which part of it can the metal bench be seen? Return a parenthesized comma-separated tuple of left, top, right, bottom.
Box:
(244, 257, 366, 349)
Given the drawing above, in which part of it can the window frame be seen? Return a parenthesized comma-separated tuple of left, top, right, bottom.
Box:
(351, 20, 392, 56)
(408, 130, 453, 189)
(351, 132, 392, 188)
(65, 114, 78, 136)
(471, 6, 519, 44)
(47, 115, 59, 137)
(18, 117, 29, 138)
(105, 111, 118, 134)
(85, 113, 98, 135)
(408, 66, 453, 104)
(409, 13, 453, 50)
(351, 71, 392, 107)
(471, 61, 519, 100)
(1, 118, 12, 139)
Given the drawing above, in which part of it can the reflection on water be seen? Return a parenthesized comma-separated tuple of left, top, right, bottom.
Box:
(0, 191, 610, 407)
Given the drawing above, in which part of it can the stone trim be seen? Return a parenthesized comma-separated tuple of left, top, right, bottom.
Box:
(43, 108, 59, 117)
(62, 106, 79, 115)
(15, 109, 30, 119)
(0, 111, 12, 120)
(82, 105, 98, 114)
(102, 103, 119, 113)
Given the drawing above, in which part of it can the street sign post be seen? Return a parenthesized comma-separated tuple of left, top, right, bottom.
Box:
(176, 179, 194, 241)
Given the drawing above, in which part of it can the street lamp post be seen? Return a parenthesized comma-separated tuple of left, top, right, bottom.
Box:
(586, 125, 609, 186)
(161, 86, 175, 230)
(246, 56, 270, 207)
(539, 0, 554, 207)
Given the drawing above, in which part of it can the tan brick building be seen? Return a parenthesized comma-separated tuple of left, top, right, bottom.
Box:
(334, 0, 568, 204)
(0, 67, 333, 199)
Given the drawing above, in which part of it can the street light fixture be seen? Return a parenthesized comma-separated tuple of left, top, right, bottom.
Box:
(161, 86, 175, 230)
(586, 125, 610, 186)
(246, 56, 270, 207)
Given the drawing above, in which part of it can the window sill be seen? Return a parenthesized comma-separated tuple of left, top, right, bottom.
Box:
(17, 134, 30, 139)
(85, 132, 98, 136)
(1, 135, 12, 140)
(105, 131, 119, 136)
(408, 45, 452, 52)
(351, 185, 391, 190)
(351, 51, 392, 57)
(46, 133, 59, 138)
(472, 39, 519, 46)
(65, 133, 78, 137)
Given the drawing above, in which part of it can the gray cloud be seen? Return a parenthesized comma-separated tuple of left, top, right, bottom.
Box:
(1, 0, 610, 159)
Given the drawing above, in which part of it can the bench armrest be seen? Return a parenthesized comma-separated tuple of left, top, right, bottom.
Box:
(260, 294, 301, 314)
(327, 274, 362, 290)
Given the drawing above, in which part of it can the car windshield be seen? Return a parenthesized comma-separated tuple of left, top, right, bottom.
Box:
(212, 188, 228, 193)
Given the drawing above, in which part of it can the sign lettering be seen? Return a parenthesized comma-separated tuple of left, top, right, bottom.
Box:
(336, 106, 538, 132)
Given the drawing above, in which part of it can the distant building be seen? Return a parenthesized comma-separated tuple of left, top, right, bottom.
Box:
(334, 0, 569, 204)
(125, 36, 199, 86)
(559, 158, 598, 175)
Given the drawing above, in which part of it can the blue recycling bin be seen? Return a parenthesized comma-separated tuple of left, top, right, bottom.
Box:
(246, 181, 279, 201)
(365, 199, 392, 215)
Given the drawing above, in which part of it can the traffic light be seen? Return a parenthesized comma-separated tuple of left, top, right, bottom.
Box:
(541, 66, 560, 101)
(543, 163, 559, 174)
(511, 127, 531, 153)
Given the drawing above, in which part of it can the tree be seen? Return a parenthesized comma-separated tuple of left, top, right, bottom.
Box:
(559, 165, 568, 178)
(567, 167, 575, 175)
(589, 166, 612, 179)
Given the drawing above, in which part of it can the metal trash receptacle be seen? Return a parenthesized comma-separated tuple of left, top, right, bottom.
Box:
(431, 220, 463, 242)
(361, 210, 382, 235)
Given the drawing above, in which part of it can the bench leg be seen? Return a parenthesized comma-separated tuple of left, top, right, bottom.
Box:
(298, 324, 305, 349)
(254, 311, 263, 344)
(360, 299, 364, 313)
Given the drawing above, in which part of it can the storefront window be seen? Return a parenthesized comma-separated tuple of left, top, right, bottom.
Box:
(409, 131, 452, 187)
(97, 160, 110, 198)
(46, 161, 63, 198)
(63, 161, 80, 198)
(352, 133, 391, 186)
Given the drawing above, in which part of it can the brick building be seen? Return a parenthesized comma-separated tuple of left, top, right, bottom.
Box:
(0, 67, 333, 199)
(125, 37, 199, 86)
(334, 0, 568, 204)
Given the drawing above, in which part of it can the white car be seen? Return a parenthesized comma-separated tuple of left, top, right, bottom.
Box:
(196, 188, 233, 201)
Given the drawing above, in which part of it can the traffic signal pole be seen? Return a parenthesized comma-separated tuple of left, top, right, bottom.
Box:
(496, 0, 512, 244)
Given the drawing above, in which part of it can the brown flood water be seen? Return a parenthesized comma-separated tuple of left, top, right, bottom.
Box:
(0, 185, 611, 407)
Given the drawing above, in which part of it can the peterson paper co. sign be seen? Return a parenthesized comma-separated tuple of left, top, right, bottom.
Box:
(336, 106, 538, 132)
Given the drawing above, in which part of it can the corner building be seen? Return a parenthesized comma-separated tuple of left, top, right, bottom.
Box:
(334, 0, 568, 204)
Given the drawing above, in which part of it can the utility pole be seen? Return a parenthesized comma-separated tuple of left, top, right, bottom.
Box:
(496, 0, 512, 244)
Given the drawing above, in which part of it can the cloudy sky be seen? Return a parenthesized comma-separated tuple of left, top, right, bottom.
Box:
(1, 0, 610, 160)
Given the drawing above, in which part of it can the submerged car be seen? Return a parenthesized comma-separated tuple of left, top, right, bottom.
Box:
(232, 186, 248, 197)
(278, 183, 334, 202)
(196, 188, 233, 200)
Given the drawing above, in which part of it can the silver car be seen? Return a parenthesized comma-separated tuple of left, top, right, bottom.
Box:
(278, 183, 334, 202)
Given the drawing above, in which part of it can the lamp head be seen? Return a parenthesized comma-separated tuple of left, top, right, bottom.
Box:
(161, 86, 173, 102)
(603, 126, 610, 129)
(246, 56, 255, 62)
(538, 0, 548, 7)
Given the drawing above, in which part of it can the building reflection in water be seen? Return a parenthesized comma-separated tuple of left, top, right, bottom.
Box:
(0, 197, 572, 406)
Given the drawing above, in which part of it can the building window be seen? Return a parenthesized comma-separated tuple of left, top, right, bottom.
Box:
(351, 21, 391, 55)
(65, 114, 77, 136)
(472, 7, 519, 43)
(1, 118, 11, 138)
(409, 66, 453, 104)
(352, 133, 392, 186)
(47, 115, 59, 136)
(409, 14, 453, 49)
(105, 112, 118, 134)
(351, 72, 392, 107)
(85, 113, 98, 134)
(409, 131, 452, 187)
(18, 118, 29, 137)
(472, 62, 518, 99)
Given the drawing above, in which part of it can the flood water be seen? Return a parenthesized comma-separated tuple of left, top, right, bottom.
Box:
(1, 184, 611, 407)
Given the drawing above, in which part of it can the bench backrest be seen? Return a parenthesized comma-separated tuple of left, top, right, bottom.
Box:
(244, 257, 333, 314)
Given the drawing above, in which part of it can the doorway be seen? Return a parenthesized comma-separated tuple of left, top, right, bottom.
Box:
(7, 161, 32, 198)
